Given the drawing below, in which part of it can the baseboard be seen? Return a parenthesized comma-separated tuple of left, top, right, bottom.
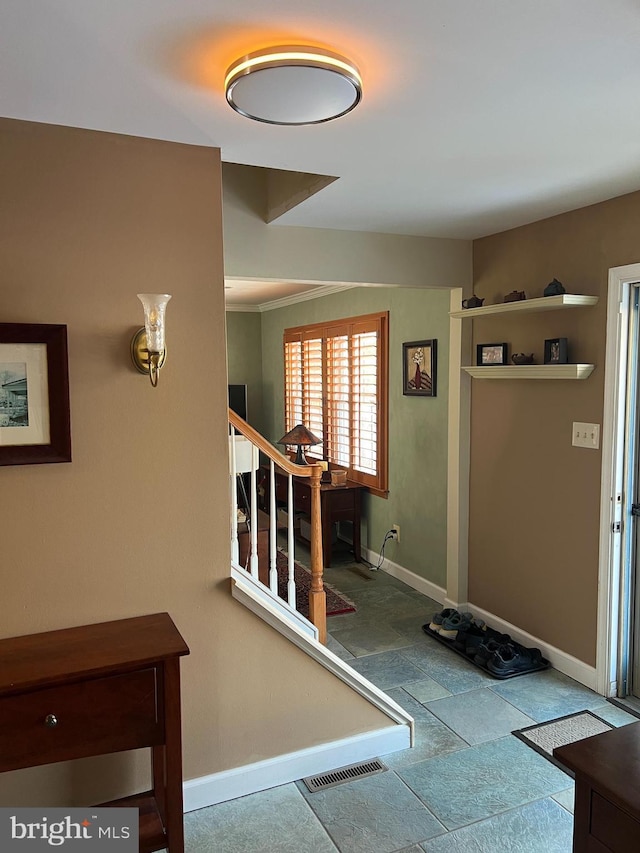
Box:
(362, 546, 446, 604)
(183, 724, 410, 810)
(443, 597, 468, 611)
(467, 601, 598, 692)
(359, 550, 597, 692)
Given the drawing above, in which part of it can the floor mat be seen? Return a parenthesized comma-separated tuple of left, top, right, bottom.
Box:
(513, 711, 614, 775)
(422, 624, 550, 679)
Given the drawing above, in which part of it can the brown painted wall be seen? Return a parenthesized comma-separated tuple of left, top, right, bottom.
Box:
(470, 190, 640, 665)
(0, 119, 388, 806)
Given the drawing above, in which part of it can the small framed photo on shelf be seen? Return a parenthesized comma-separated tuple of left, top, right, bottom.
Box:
(476, 343, 508, 366)
(544, 337, 568, 364)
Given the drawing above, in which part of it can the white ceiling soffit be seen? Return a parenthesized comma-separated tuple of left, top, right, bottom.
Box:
(3, 1, 640, 238)
(264, 167, 338, 223)
(224, 279, 357, 312)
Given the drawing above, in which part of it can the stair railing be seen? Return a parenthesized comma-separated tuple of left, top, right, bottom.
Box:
(228, 408, 327, 643)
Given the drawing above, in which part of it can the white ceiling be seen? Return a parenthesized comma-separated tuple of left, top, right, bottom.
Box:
(3, 0, 640, 246)
(224, 279, 357, 311)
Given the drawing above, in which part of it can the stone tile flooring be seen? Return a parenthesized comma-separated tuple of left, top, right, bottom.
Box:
(186, 552, 639, 852)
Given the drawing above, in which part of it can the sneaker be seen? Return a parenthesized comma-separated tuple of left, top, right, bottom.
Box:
(453, 622, 489, 654)
(439, 612, 482, 641)
(474, 635, 511, 667)
(426, 608, 458, 633)
(486, 643, 545, 677)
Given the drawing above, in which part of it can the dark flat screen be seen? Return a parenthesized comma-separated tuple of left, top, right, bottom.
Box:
(228, 384, 247, 421)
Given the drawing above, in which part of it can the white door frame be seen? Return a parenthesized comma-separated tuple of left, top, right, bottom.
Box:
(596, 262, 640, 696)
(446, 287, 472, 609)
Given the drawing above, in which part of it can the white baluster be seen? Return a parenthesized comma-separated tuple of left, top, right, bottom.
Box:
(249, 443, 259, 579)
(230, 426, 239, 564)
(269, 458, 278, 593)
(287, 473, 296, 609)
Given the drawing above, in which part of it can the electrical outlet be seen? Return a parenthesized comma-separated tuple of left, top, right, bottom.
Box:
(572, 422, 600, 449)
(391, 524, 400, 543)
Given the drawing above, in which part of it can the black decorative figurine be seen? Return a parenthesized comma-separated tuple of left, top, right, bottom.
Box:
(544, 278, 566, 297)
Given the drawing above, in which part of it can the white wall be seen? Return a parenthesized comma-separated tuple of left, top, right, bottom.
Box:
(223, 163, 472, 288)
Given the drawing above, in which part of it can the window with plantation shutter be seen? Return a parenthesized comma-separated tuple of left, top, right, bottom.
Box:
(283, 312, 388, 496)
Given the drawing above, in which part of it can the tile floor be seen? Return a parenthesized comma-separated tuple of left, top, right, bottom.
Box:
(186, 550, 639, 852)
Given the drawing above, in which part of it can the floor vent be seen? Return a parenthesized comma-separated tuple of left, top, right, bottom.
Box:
(302, 758, 388, 792)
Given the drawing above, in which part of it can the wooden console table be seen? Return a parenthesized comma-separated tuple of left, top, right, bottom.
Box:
(0, 613, 190, 853)
(554, 721, 640, 851)
(262, 465, 364, 568)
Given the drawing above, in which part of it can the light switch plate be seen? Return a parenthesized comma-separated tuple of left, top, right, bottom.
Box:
(572, 422, 600, 449)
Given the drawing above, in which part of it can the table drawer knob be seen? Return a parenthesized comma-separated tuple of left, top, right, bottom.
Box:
(44, 714, 58, 728)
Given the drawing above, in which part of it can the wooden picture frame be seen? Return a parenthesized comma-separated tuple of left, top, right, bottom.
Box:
(403, 339, 437, 397)
(0, 323, 71, 466)
(477, 342, 508, 366)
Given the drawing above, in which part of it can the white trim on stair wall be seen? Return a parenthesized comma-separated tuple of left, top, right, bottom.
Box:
(231, 565, 414, 728)
(231, 561, 319, 641)
(183, 724, 409, 810)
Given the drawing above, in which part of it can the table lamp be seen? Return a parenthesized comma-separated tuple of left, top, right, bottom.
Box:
(278, 424, 321, 465)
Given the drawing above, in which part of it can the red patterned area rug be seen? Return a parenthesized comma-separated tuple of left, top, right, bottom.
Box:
(275, 550, 356, 618)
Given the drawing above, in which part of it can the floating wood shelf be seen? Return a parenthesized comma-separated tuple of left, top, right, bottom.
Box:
(450, 294, 598, 319)
(462, 364, 595, 380)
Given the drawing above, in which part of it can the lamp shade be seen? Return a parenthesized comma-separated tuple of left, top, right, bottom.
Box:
(229, 435, 258, 474)
(137, 293, 171, 353)
(278, 424, 322, 465)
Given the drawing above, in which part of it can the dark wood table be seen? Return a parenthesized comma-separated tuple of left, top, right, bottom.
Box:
(0, 613, 190, 853)
(262, 465, 364, 568)
(554, 720, 640, 852)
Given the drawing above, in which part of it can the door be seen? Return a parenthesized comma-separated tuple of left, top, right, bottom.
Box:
(609, 279, 640, 698)
(628, 284, 640, 697)
(620, 283, 639, 697)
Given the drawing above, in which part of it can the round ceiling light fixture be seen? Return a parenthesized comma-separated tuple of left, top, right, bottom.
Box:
(224, 45, 362, 126)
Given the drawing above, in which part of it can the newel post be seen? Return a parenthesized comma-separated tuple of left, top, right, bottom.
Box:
(308, 464, 327, 644)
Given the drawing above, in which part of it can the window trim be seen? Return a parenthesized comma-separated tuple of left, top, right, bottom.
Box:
(283, 311, 389, 497)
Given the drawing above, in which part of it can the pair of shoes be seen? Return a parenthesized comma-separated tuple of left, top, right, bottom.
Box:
(439, 612, 484, 641)
(426, 608, 458, 633)
(453, 622, 490, 654)
(473, 635, 512, 667)
(486, 643, 545, 677)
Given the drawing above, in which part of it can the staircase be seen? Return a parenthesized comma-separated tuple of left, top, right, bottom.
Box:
(229, 408, 327, 643)
(225, 409, 415, 804)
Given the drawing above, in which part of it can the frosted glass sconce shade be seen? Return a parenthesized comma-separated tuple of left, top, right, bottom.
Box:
(138, 293, 171, 353)
(131, 293, 172, 387)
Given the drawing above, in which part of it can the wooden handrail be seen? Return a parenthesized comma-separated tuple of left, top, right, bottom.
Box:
(229, 409, 317, 479)
(229, 409, 326, 643)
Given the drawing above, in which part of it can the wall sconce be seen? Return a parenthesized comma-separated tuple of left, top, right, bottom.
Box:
(130, 293, 172, 387)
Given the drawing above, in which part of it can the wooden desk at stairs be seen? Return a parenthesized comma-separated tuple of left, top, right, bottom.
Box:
(262, 465, 364, 568)
(554, 721, 640, 852)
